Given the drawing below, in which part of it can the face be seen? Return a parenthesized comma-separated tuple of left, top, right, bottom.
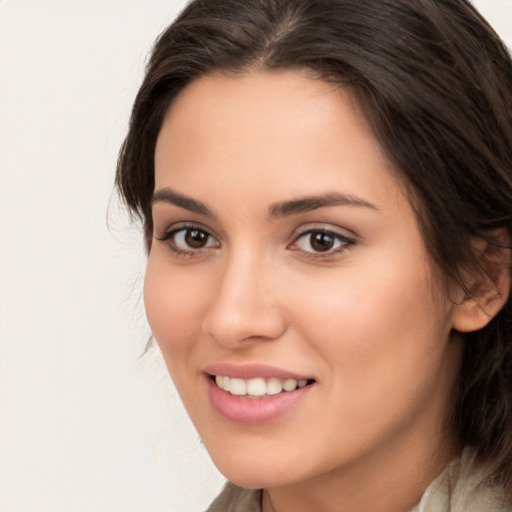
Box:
(146, 70, 462, 491)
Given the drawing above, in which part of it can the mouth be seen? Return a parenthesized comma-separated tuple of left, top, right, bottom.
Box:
(204, 367, 316, 424)
(211, 375, 315, 398)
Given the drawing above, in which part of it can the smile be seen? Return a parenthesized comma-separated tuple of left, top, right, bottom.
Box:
(214, 375, 310, 397)
(206, 370, 315, 424)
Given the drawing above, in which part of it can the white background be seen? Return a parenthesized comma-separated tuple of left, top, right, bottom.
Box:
(0, 1, 511, 511)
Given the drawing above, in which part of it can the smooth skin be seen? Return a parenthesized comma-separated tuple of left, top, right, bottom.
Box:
(145, 70, 477, 512)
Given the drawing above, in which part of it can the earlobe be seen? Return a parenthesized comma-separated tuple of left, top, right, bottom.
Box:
(452, 229, 511, 333)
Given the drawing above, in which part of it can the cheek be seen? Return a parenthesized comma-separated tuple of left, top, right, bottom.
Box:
(291, 257, 451, 392)
(143, 257, 208, 367)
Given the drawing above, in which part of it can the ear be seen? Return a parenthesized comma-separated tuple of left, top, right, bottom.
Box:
(452, 229, 511, 333)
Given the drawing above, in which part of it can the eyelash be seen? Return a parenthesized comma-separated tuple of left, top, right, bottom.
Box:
(289, 229, 355, 258)
(156, 224, 219, 258)
(156, 224, 355, 259)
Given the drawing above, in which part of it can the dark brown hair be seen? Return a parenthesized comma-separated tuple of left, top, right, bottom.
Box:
(116, 0, 512, 493)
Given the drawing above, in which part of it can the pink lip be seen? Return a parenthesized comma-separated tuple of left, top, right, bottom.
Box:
(204, 363, 312, 381)
(204, 364, 315, 425)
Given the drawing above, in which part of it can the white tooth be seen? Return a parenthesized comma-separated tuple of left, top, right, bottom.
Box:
(229, 378, 247, 396)
(283, 379, 298, 392)
(222, 376, 231, 391)
(247, 377, 266, 396)
(215, 375, 224, 388)
(298, 379, 307, 388)
(266, 378, 283, 395)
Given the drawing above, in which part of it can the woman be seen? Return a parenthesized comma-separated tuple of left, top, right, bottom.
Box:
(116, 0, 512, 510)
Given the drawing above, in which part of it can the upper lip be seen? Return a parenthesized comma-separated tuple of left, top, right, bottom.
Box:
(204, 363, 314, 381)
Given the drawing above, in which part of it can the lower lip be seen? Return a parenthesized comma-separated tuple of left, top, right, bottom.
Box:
(206, 377, 313, 425)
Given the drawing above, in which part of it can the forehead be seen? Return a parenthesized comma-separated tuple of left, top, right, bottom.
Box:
(155, 70, 402, 203)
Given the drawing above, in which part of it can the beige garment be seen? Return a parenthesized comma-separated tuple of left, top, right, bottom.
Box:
(410, 448, 508, 512)
(206, 484, 261, 512)
(205, 448, 509, 512)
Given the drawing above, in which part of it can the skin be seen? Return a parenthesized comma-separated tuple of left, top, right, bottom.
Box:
(145, 70, 465, 512)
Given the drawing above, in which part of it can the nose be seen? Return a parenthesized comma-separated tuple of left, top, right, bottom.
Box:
(202, 251, 287, 349)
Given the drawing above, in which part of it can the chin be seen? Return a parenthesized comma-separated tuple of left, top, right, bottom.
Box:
(209, 448, 309, 490)
(218, 468, 293, 490)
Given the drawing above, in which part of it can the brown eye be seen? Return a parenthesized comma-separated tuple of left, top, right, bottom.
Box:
(162, 226, 220, 253)
(310, 232, 335, 252)
(291, 229, 353, 256)
(184, 229, 210, 248)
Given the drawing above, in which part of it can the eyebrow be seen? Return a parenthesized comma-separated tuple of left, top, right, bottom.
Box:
(151, 188, 213, 217)
(268, 193, 378, 218)
(151, 188, 378, 218)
